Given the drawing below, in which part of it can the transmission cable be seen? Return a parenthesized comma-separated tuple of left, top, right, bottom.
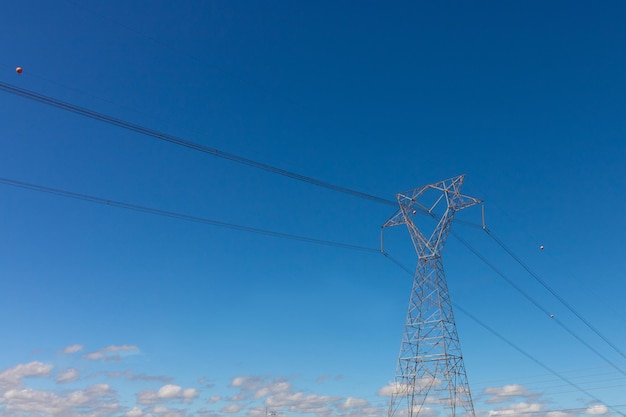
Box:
(0, 77, 488, 234)
(0, 81, 395, 207)
(488, 405, 626, 417)
(0, 177, 379, 254)
(484, 225, 626, 361)
(0, 80, 617, 368)
(2, 174, 622, 412)
(454, 304, 624, 417)
(449, 228, 626, 377)
(49, 1, 626, 380)
(472, 367, 626, 392)
(0, 80, 492, 233)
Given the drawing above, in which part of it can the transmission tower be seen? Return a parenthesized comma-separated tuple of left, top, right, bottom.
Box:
(383, 175, 480, 417)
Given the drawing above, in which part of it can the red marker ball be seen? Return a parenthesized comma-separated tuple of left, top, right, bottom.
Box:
(16, 67, 23, 74)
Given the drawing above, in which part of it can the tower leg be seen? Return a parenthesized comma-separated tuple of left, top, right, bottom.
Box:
(388, 257, 475, 417)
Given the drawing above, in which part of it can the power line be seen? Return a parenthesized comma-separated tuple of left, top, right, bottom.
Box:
(453, 304, 625, 417)
(0, 79, 486, 230)
(1, 174, 623, 411)
(450, 229, 626, 377)
(484, 225, 626, 361)
(0, 176, 379, 254)
(473, 361, 626, 385)
(488, 405, 626, 416)
(472, 367, 626, 391)
(2, 79, 622, 393)
(0, 79, 498, 238)
(0, 81, 395, 206)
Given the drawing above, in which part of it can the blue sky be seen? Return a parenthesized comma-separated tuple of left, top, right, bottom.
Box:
(1, 1, 625, 416)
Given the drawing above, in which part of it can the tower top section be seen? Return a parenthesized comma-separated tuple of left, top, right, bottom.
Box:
(382, 174, 481, 259)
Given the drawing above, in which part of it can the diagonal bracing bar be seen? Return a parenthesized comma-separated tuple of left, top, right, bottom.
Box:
(384, 174, 481, 417)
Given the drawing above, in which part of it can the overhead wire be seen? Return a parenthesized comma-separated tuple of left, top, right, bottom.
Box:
(472, 366, 626, 391)
(3, 78, 623, 372)
(485, 374, 626, 395)
(7, 171, 622, 400)
(0, 81, 395, 207)
(46, 9, 618, 360)
(0, 79, 486, 234)
(0, 177, 379, 254)
(455, 304, 624, 416)
(488, 405, 626, 417)
(1, 77, 623, 405)
(539, 382, 626, 397)
(484, 224, 626, 361)
(448, 228, 626, 377)
(0, 177, 622, 412)
(25, 0, 626, 364)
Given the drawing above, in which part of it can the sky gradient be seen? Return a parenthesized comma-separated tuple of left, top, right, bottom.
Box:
(1, 1, 625, 416)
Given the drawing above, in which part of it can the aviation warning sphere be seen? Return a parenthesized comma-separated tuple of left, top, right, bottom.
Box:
(16, 67, 23, 74)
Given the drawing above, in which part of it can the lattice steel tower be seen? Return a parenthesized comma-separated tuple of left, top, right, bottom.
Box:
(383, 175, 480, 417)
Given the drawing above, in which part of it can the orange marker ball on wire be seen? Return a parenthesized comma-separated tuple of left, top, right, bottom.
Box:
(16, 67, 23, 74)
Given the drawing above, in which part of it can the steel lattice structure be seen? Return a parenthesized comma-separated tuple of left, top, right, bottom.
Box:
(383, 175, 481, 417)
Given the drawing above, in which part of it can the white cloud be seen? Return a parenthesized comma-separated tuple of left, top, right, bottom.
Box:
(227, 375, 381, 416)
(221, 403, 243, 413)
(61, 344, 84, 354)
(182, 388, 198, 401)
(586, 405, 609, 415)
(265, 391, 341, 409)
(1, 384, 118, 416)
(158, 384, 182, 399)
(84, 344, 139, 361)
(484, 384, 532, 404)
(412, 406, 439, 417)
(126, 407, 145, 417)
(377, 378, 439, 397)
(546, 412, 570, 417)
(229, 391, 247, 401)
(0, 361, 53, 391)
(230, 376, 263, 390)
(197, 409, 221, 417)
(254, 381, 291, 398)
(489, 402, 545, 416)
(150, 405, 185, 417)
(3, 360, 392, 417)
(56, 368, 80, 383)
(137, 389, 159, 405)
(137, 384, 198, 405)
(228, 375, 275, 402)
(339, 397, 369, 409)
(377, 382, 396, 397)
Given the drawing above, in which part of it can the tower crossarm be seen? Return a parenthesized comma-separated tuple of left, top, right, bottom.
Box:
(382, 175, 481, 258)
